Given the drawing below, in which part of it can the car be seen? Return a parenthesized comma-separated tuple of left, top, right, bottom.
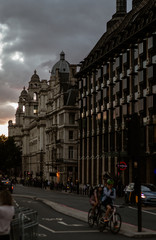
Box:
(124, 183, 156, 206)
(0, 179, 13, 193)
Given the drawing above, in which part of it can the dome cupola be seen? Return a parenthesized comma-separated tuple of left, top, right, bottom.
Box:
(51, 51, 70, 76)
(20, 86, 28, 96)
(30, 70, 40, 82)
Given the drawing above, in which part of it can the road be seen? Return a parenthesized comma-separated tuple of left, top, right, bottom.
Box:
(13, 196, 154, 240)
(12, 184, 156, 239)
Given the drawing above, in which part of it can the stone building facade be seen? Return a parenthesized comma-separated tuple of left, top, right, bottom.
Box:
(9, 52, 79, 184)
(77, 0, 156, 186)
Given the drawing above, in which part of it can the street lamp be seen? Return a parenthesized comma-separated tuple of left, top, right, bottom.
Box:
(40, 149, 43, 180)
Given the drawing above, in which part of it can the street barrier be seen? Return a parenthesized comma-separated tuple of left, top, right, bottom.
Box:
(10, 207, 38, 240)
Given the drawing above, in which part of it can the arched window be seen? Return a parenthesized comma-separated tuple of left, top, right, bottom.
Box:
(33, 92, 37, 101)
(23, 105, 25, 112)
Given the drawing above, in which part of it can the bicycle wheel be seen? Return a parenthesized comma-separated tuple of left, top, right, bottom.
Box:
(110, 212, 121, 234)
(88, 208, 94, 227)
(98, 209, 106, 232)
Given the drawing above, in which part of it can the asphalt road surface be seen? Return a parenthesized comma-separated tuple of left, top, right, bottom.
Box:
(11, 184, 156, 239)
(13, 196, 155, 240)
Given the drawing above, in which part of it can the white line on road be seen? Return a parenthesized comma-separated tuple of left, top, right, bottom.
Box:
(39, 224, 98, 234)
(58, 221, 83, 226)
(55, 230, 99, 233)
(38, 233, 47, 237)
(39, 224, 56, 233)
(42, 218, 63, 221)
(129, 206, 156, 216)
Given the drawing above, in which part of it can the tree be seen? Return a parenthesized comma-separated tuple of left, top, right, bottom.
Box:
(0, 135, 22, 177)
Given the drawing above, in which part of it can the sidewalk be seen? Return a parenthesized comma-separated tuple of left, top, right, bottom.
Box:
(14, 192, 156, 238)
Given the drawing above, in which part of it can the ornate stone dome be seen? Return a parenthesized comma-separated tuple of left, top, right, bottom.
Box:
(51, 51, 70, 76)
(19, 86, 28, 102)
(30, 70, 40, 82)
(20, 86, 28, 96)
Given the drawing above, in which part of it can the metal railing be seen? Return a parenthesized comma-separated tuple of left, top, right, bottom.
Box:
(10, 207, 38, 240)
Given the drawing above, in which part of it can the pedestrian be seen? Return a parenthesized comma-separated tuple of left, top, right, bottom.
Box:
(0, 190, 15, 240)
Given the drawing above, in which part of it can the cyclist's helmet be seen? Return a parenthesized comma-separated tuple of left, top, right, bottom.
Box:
(107, 179, 114, 185)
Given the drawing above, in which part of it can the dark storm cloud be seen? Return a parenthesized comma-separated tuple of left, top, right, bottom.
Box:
(0, 0, 132, 127)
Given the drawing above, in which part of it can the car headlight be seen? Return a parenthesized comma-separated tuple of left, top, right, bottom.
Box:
(141, 193, 146, 199)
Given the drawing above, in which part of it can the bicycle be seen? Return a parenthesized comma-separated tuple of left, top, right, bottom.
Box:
(88, 203, 105, 228)
(98, 204, 122, 234)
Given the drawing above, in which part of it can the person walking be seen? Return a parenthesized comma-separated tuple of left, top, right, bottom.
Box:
(0, 190, 15, 240)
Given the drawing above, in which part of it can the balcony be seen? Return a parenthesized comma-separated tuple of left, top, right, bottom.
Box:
(147, 95, 156, 110)
(107, 102, 113, 109)
(148, 65, 156, 81)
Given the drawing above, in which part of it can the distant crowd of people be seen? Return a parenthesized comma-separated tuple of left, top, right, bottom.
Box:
(20, 177, 80, 193)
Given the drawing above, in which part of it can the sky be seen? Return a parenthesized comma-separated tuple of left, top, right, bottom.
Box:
(0, 0, 132, 136)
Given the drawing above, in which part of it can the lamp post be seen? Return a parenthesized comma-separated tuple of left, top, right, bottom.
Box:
(127, 114, 142, 232)
(40, 149, 43, 181)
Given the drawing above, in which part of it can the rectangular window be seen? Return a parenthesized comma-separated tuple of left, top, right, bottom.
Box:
(59, 113, 64, 125)
(69, 113, 75, 124)
(34, 105, 38, 114)
(69, 131, 73, 140)
(69, 146, 73, 159)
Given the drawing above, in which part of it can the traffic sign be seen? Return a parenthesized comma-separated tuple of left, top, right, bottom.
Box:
(116, 161, 127, 171)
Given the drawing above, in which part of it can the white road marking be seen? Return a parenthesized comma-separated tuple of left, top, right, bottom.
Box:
(55, 230, 99, 233)
(58, 221, 83, 226)
(39, 224, 98, 234)
(42, 218, 63, 221)
(38, 233, 47, 237)
(39, 224, 55, 233)
(14, 200, 19, 207)
(129, 206, 156, 216)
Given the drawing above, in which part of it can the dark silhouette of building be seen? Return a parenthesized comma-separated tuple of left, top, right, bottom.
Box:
(76, 0, 156, 186)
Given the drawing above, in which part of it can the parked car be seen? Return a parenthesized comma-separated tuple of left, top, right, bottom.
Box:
(124, 183, 156, 206)
(0, 179, 13, 193)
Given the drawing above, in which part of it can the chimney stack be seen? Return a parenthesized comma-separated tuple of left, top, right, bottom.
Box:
(107, 0, 127, 30)
(116, 0, 127, 13)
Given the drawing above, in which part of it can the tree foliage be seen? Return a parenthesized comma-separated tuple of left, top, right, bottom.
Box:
(0, 135, 22, 176)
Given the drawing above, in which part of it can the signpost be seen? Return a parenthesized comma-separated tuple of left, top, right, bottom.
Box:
(117, 161, 127, 171)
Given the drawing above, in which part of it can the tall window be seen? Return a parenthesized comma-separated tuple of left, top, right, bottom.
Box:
(33, 92, 37, 101)
(34, 105, 38, 114)
(23, 105, 25, 112)
(69, 131, 73, 140)
(59, 113, 64, 125)
(69, 113, 75, 124)
(69, 146, 73, 159)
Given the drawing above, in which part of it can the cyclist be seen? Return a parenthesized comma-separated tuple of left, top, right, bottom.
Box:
(89, 186, 98, 216)
(101, 179, 116, 222)
(97, 184, 103, 203)
(89, 185, 103, 215)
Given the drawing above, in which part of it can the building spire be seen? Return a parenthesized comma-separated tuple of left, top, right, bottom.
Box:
(116, 0, 127, 13)
(60, 51, 65, 61)
(107, 0, 127, 30)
